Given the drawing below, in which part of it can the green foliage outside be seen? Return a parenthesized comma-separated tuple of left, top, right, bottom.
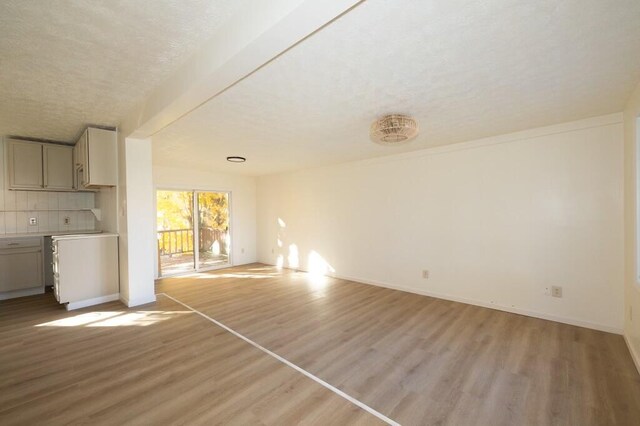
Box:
(156, 190, 228, 232)
(197, 192, 229, 232)
(157, 190, 229, 255)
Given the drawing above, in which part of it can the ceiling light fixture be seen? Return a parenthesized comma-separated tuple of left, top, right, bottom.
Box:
(370, 114, 419, 145)
(226, 156, 246, 163)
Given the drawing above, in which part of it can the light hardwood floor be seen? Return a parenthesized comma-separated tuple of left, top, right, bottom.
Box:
(155, 264, 640, 426)
(0, 289, 381, 425)
(2, 264, 640, 425)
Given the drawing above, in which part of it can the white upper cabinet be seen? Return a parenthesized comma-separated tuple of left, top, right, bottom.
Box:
(74, 128, 117, 188)
(7, 139, 44, 189)
(6, 138, 76, 191)
(43, 144, 74, 190)
(5, 129, 116, 191)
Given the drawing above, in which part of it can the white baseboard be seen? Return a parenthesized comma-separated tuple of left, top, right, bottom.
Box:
(341, 273, 622, 334)
(263, 263, 623, 335)
(66, 293, 120, 311)
(624, 333, 640, 375)
(120, 294, 157, 308)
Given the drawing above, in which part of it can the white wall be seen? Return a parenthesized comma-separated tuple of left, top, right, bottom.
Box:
(95, 186, 117, 233)
(624, 82, 640, 371)
(257, 114, 625, 333)
(152, 165, 257, 277)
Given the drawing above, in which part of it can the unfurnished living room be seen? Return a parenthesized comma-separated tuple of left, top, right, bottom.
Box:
(1, 1, 640, 425)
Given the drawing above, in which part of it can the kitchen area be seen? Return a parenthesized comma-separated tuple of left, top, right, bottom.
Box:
(0, 128, 120, 310)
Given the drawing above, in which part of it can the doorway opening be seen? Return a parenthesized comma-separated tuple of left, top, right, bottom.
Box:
(156, 190, 230, 277)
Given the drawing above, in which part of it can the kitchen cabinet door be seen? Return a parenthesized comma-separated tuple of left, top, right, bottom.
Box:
(43, 144, 74, 190)
(7, 140, 43, 189)
(0, 249, 43, 292)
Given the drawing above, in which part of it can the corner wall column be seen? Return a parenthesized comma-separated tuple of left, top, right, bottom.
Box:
(118, 136, 156, 307)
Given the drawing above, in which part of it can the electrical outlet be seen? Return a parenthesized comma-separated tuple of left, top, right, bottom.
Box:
(551, 286, 562, 298)
(29, 217, 37, 226)
(64, 216, 71, 225)
(422, 270, 429, 279)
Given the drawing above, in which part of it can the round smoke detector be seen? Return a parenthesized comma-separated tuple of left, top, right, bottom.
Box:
(370, 114, 419, 145)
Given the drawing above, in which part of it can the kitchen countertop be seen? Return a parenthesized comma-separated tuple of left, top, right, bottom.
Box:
(0, 230, 103, 239)
(52, 232, 118, 240)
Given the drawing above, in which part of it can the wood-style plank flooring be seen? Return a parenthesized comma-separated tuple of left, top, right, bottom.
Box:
(155, 264, 640, 426)
(0, 289, 381, 425)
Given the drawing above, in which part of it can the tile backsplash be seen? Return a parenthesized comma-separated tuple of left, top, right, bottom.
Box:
(0, 190, 96, 234)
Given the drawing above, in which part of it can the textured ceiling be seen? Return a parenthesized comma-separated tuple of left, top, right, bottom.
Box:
(0, 0, 250, 142)
(153, 0, 640, 176)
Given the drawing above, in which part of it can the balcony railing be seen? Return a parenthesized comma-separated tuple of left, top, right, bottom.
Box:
(158, 229, 194, 256)
(157, 228, 227, 257)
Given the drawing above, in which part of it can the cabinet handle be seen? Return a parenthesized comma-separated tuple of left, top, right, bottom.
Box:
(7, 243, 19, 246)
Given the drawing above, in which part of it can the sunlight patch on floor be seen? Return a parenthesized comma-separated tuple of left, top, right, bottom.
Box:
(35, 310, 191, 327)
(182, 272, 280, 280)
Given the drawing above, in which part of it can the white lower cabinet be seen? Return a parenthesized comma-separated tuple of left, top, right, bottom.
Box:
(0, 237, 44, 299)
(52, 234, 119, 310)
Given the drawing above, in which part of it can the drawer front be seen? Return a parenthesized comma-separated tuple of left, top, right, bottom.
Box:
(0, 237, 42, 250)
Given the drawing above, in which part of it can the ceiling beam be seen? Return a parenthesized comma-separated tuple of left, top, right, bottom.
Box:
(123, 0, 363, 138)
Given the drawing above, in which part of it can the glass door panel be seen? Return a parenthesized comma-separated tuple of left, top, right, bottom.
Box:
(157, 190, 195, 276)
(197, 192, 230, 269)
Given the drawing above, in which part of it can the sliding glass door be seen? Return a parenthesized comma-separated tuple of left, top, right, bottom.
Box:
(157, 190, 230, 277)
(197, 192, 230, 269)
(157, 190, 195, 276)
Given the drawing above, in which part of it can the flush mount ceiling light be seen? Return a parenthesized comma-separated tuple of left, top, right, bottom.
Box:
(370, 114, 419, 145)
(226, 156, 246, 163)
